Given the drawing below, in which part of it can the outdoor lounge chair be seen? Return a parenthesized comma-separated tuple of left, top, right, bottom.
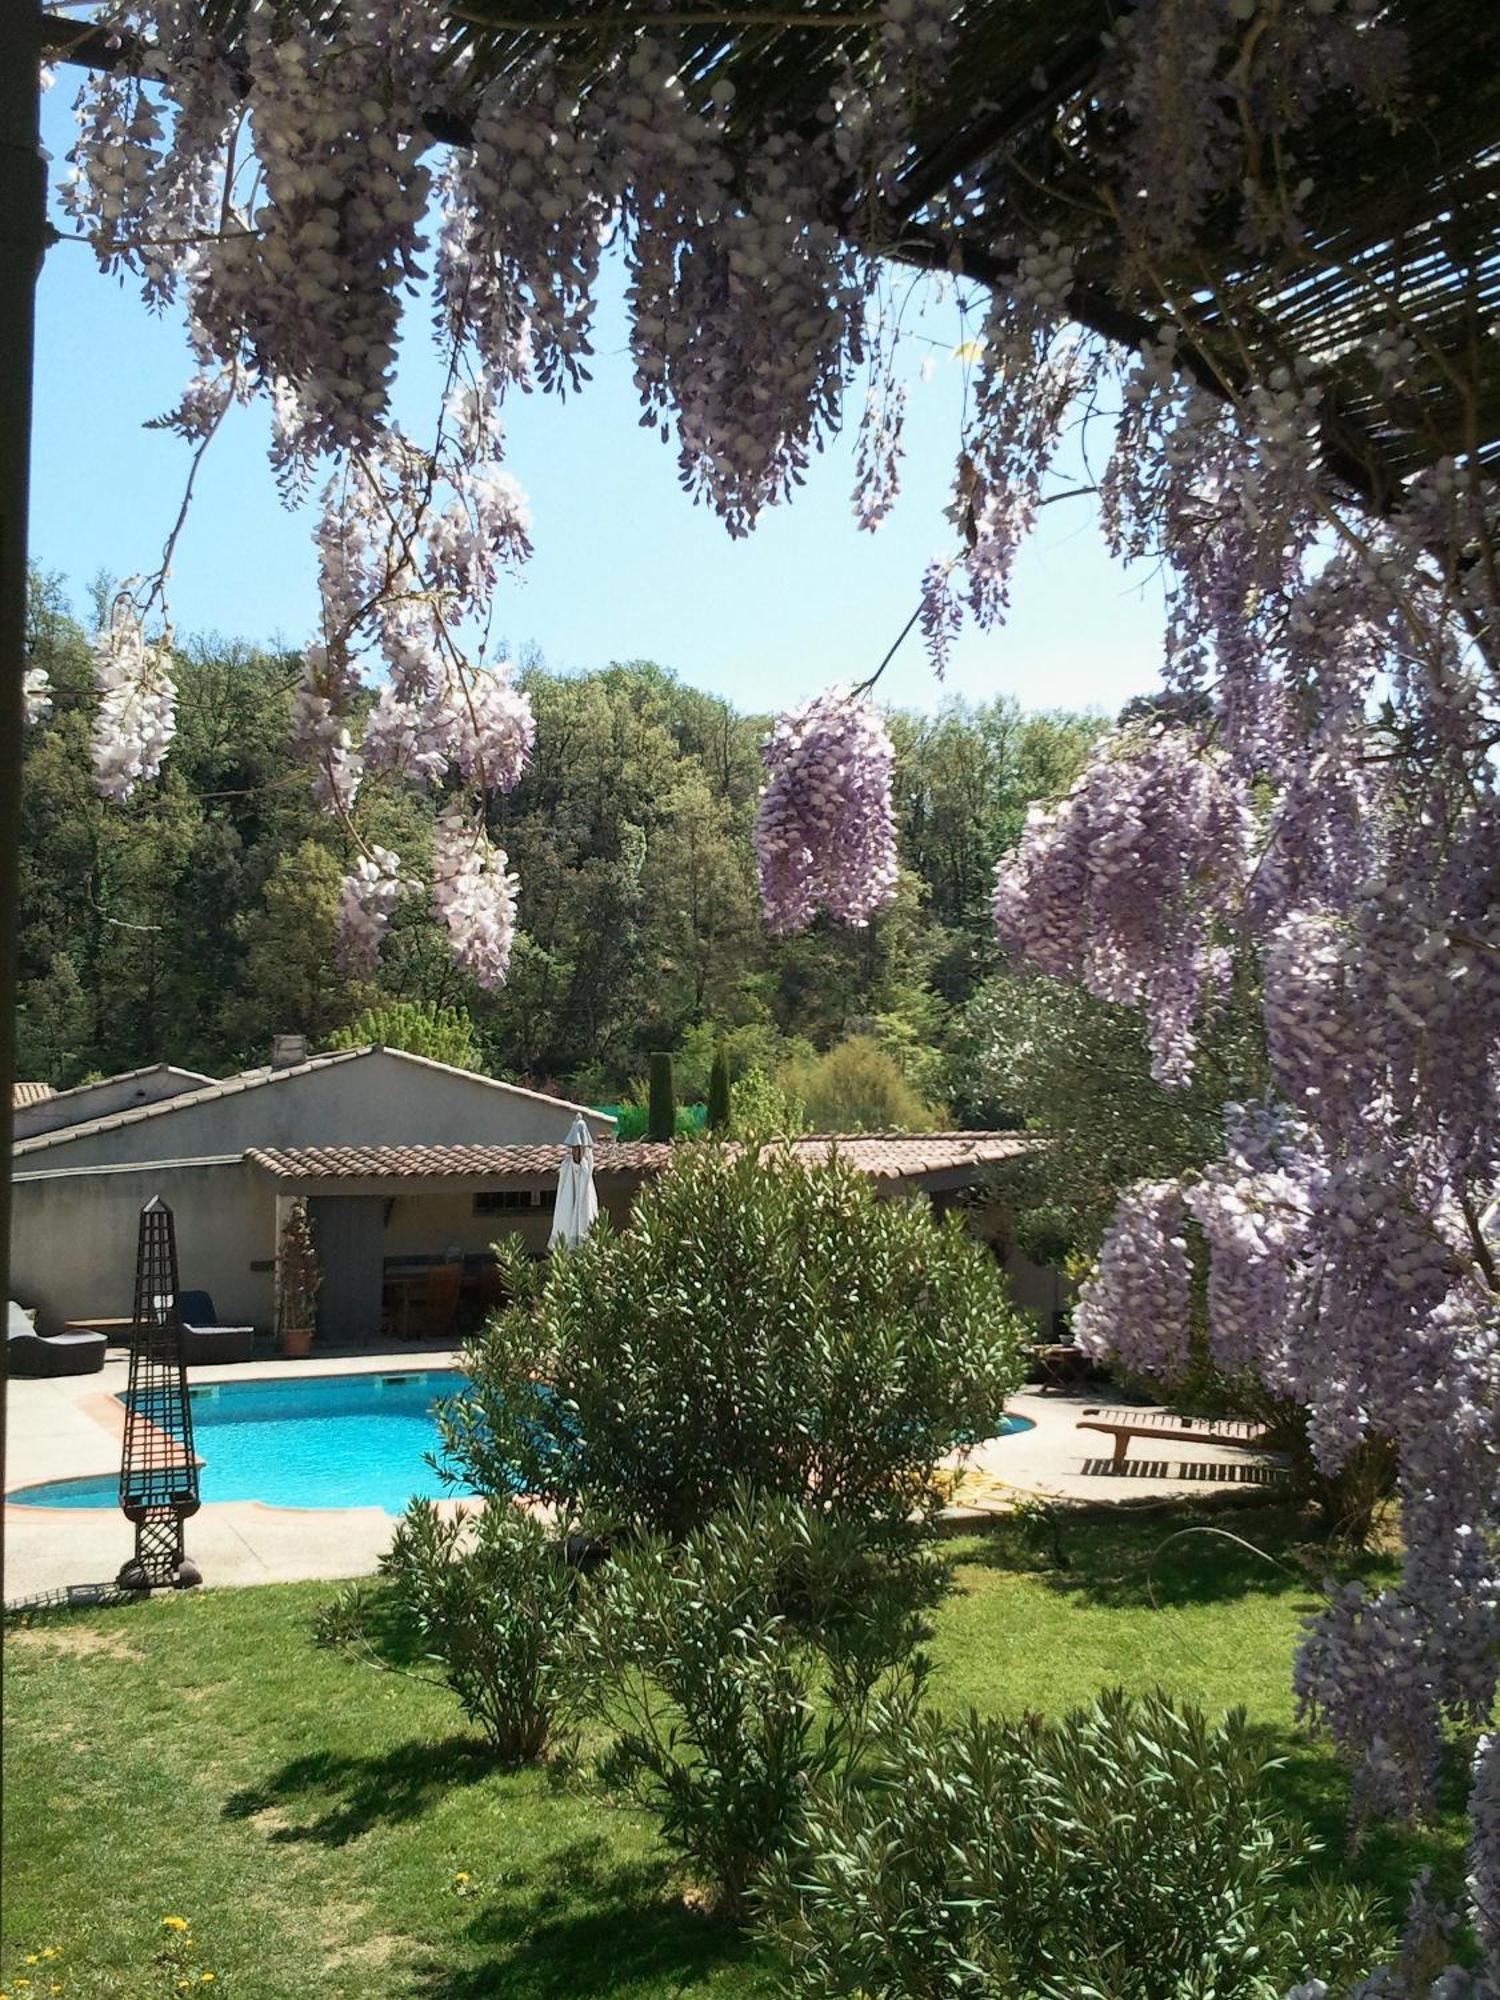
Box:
(1075, 1405, 1270, 1468)
(7, 1299, 108, 1377)
(175, 1290, 255, 1365)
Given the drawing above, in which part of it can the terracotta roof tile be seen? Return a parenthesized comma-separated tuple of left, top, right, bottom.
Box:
(244, 1132, 1033, 1185)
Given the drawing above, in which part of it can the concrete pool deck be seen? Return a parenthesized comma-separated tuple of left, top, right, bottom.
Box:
(2, 1357, 1283, 1605)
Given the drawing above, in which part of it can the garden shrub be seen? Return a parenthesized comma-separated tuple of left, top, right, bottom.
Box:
(758, 1688, 1392, 1999)
(571, 1487, 936, 1921)
(380, 1498, 582, 1764)
(443, 1143, 1026, 1537)
(729, 1063, 808, 1137)
(779, 1034, 941, 1133)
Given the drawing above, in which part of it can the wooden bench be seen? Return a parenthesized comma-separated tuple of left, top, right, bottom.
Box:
(1076, 1406, 1269, 1469)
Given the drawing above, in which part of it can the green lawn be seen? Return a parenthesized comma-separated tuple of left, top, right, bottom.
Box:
(2, 1502, 1466, 1999)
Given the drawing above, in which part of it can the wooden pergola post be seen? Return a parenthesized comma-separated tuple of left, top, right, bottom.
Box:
(0, 3, 47, 1381)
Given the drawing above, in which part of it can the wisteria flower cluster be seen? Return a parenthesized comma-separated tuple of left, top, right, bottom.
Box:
(90, 596, 178, 802)
(1072, 1181, 1193, 1381)
(431, 805, 519, 991)
(993, 728, 1251, 1086)
(754, 687, 899, 934)
(294, 430, 534, 981)
(22, 667, 52, 728)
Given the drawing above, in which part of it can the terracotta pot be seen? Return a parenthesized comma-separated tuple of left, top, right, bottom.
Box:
(279, 1327, 313, 1359)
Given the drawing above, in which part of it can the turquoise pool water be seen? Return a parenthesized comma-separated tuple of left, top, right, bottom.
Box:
(9, 1375, 1032, 1514)
(11, 1370, 470, 1515)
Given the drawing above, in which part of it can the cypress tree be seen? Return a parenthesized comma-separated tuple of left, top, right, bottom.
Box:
(648, 1051, 676, 1143)
(707, 1045, 732, 1131)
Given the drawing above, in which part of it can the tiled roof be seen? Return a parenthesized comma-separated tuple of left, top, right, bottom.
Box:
(245, 1131, 1033, 1186)
(13, 1046, 613, 1156)
(789, 1132, 1034, 1180)
(12, 1082, 56, 1109)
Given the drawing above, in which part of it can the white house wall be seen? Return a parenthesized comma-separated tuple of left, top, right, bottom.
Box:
(10, 1158, 276, 1334)
(16, 1051, 609, 1171)
(380, 1184, 637, 1261)
(14, 1065, 214, 1140)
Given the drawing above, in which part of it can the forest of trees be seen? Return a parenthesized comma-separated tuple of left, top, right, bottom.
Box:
(18, 572, 1107, 1123)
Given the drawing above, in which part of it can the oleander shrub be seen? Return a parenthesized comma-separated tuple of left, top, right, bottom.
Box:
(758, 1689, 1392, 1999)
(442, 1143, 1025, 1538)
(380, 1498, 582, 1763)
(571, 1488, 938, 1922)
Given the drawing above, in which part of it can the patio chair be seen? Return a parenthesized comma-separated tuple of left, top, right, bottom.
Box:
(8, 1299, 108, 1377)
(175, 1289, 255, 1365)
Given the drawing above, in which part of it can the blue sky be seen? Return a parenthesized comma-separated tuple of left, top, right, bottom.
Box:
(32, 84, 1167, 720)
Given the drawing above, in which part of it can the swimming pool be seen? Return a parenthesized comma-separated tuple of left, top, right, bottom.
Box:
(8, 1375, 1033, 1513)
(10, 1370, 471, 1515)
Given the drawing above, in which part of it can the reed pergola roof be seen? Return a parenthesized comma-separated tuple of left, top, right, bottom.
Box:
(43, 0, 1500, 513)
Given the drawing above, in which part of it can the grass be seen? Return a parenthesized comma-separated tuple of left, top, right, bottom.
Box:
(2, 1500, 1469, 1999)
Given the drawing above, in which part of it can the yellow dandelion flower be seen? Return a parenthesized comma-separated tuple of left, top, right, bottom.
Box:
(161, 1916, 190, 1933)
(201, 1975, 216, 1984)
(453, 1871, 470, 1884)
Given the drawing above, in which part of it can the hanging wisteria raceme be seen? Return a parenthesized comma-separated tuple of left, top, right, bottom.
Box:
(430, 805, 519, 991)
(1182, 1106, 1314, 1392)
(90, 596, 179, 802)
(944, 237, 1087, 635)
(754, 686, 900, 934)
(361, 660, 535, 793)
(1471, 1735, 1500, 1967)
(1071, 1180, 1192, 1381)
(203, 0, 449, 478)
(335, 845, 405, 977)
(436, 53, 612, 398)
(22, 667, 52, 728)
(285, 416, 535, 975)
(992, 727, 1252, 1087)
(614, 40, 867, 537)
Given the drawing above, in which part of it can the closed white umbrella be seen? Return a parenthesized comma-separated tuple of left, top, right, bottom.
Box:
(549, 1114, 599, 1251)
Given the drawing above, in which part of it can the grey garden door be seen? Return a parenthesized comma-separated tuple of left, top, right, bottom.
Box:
(306, 1196, 386, 1346)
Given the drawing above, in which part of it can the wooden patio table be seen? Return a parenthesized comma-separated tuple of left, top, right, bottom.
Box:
(61, 1316, 136, 1343)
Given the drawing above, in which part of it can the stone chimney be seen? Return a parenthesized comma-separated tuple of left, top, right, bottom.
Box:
(270, 1033, 309, 1070)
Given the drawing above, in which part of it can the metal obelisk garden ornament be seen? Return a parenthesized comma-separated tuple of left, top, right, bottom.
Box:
(117, 1198, 202, 1591)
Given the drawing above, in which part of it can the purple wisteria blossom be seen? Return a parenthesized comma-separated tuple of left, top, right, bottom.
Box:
(754, 687, 899, 935)
(89, 598, 178, 802)
(335, 845, 405, 977)
(993, 728, 1251, 1086)
(431, 806, 520, 992)
(1072, 1181, 1192, 1380)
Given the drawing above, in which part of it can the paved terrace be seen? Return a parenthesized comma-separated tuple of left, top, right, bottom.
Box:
(4, 1356, 1283, 1606)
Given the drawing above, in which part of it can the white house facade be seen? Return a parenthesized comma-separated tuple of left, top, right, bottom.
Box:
(10, 1046, 614, 1338)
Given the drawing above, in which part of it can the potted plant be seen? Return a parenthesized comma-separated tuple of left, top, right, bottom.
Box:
(276, 1200, 320, 1358)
